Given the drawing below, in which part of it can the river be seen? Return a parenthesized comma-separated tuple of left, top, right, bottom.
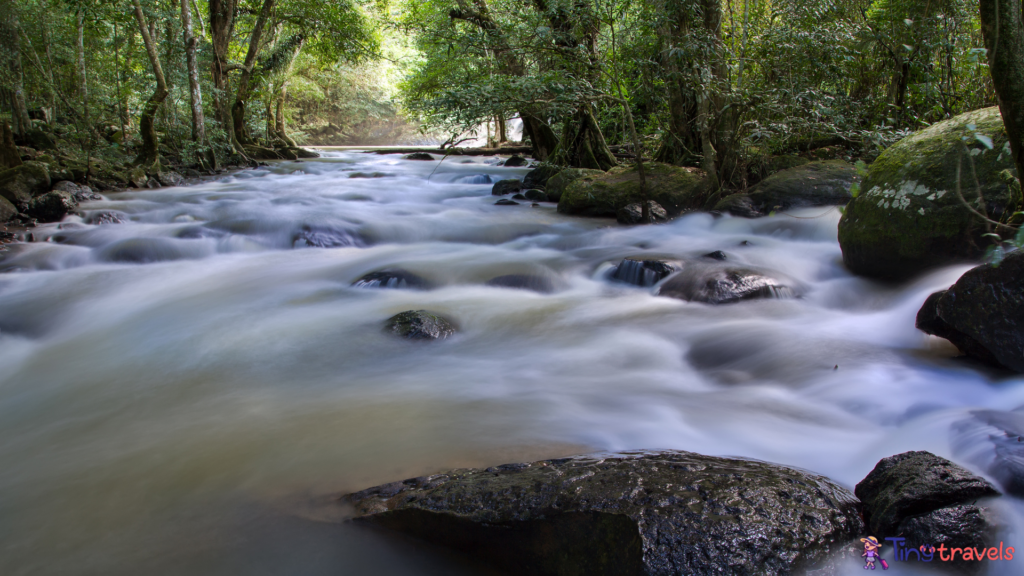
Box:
(1, 150, 1022, 575)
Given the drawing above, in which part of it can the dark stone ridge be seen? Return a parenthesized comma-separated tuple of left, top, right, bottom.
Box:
(656, 263, 800, 304)
(855, 451, 999, 537)
(616, 201, 668, 224)
(702, 250, 728, 261)
(348, 171, 391, 179)
(494, 198, 519, 206)
(491, 179, 523, 196)
(353, 269, 430, 290)
(403, 152, 435, 161)
(523, 165, 561, 189)
(610, 257, 681, 287)
(713, 160, 856, 218)
(292, 226, 361, 248)
(503, 155, 529, 167)
(915, 250, 1024, 372)
(383, 310, 457, 340)
(484, 274, 556, 293)
(52, 180, 101, 202)
(897, 505, 998, 574)
(523, 189, 546, 202)
(337, 451, 862, 576)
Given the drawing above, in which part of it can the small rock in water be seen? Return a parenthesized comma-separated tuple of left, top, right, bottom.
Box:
(485, 274, 556, 293)
(494, 199, 519, 206)
(952, 409, 1024, 497)
(523, 189, 546, 202)
(491, 179, 523, 196)
(403, 152, 435, 161)
(336, 450, 862, 576)
(503, 155, 528, 167)
(384, 310, 457, 340)
(522, 165, 560, 189)
(656, 263, 800, 304)
(348, 171, 390, 179)
(86, 211, 126, 225)
(610, 257, 681, 287)
(616, 201, 668, 224)
(353, 269, 430, 290)
(701, 250, 727, 261)
(511, 193, 527, 200)
(292, 226, 360, 248)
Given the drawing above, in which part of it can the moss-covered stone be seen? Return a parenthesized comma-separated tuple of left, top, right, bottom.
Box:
(838, 107, 1021, 280)
(337, 450, 863, 575)
(0, 161, 51, 208)
(715, 160, 857, 217)
(558, 163, 707, 218)
(0, 195, 16, 222)
(544, 168, 603, 202)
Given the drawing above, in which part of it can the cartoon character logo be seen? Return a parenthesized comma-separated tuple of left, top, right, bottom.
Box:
(861, 536, 888, 570)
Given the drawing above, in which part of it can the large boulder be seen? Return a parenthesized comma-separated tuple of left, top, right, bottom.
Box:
(0, 161, 51, 208)
(337, 451, 862, 576)
(491, 179, 523, 196)
(714, 160, 857, 217)
(916, 249, 1024, 372)
(838, 107, 1022, 280)
(544, 168, 604, 202)
(0, 195, 16, 222)
(558, 163, 707, 218)
(655, 263, 801, 304)
(522, 165, 561, 189)
(27, 189, 77, 223)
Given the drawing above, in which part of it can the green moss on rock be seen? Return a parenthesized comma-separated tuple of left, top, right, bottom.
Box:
(0, 161, 51, 208)
(715, 160, 857, 217)
(838, 107, 1021, 280)
(557, 163, 707, 218)
(544, 168, 603, 202)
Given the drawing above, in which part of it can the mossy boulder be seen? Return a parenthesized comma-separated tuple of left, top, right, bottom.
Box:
(715, 160, 857, 217)
(838, 107, 1021, 280)
(558, 163, 707, 218)
(491, 178, 522, 196)
(0, 195, 16, 222)
(522, 165, 561, 189)
(337, 450, 863, 575)
(0, 161, 51, 208)
(544, 168, 603, 202)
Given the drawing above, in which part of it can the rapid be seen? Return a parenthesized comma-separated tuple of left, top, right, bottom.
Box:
(1, 150, 1022, 575)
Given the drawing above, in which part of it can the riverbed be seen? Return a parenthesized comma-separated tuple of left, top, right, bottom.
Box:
(1, 151, 1022, 575)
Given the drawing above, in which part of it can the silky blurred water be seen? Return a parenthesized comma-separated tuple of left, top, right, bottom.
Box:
(1, 150, 1021, 575)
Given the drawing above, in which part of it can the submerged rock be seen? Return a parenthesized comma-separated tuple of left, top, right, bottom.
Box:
(348, 171, 391, 179)
(292, 226, 360, 248)
(337, 450, 862, 576)
(714, 160, 857, 218)
(656, 263, 800, 304)
(353, 269, 430, 289)
(610, 257, 681, 287)
(702, 250, 728, 261)
(952, 409, 1024, 497)
(503, 155, 529, 167)
(494, 198, 519, 206)
(383, 310, 457, 340)
(522, 189, 546, 202)
(491, 179, 523, 196)
(616, 201, 668, 224)
(544, 168, 604, 203)
(403, 152, 435, 161)
(484, 274, 556, 293)
(838, 107, 1022, 280)
(916, 250, 1024, 372)
(558, 163, 707, 218)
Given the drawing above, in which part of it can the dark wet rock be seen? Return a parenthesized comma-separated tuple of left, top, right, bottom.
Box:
(292, 226, 360, 248)
(353, 269, 430, 290)
(503, 155, 528, 167)
(838, 107, 1022, 280)
(523, 189, 546, 202)
(0, 161, 51, 208)
(455, 174, 493, 185)
(714, 160, 856, 218)
(523, 165, 561, 189)
(610, 257, 681, 287)
(157, 171, 184, 187)
(616, 201, 668, 224)
(485, 274, 556, 293)
(337, 450, 863, 576)
(293, 147, 320, 159)
(702, 250, 728, 261)
(656, 263, 800, 304)
(855, 451, 999, 538)
(348, 171, 391, 179)
(559, 163, 708, 218)
(52, 180, 101, 202)
(86, 211, 126, 225)
(952, 409, 1024, 498)
(494, 199, 519, 206)
(896, 505, 999, 574)
(544, 168, 604, 203)
(384, 310, 457, 340)
(98, 237, 190, 263)
(511, 193, 527, 200)
(0, 196, 15, 222)
(403, 152, 435, 161)
(27, 189, 77, 223)
(491, 179, 523, 196)
(916, 251, 1024, 372)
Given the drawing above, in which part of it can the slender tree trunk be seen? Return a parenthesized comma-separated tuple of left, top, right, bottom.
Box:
(1, 2, 31, 138)
(132, 0, 169, 167)
(497, 115, 507, 143)
(209, 0, 236, 143)
(180, 0, 206, 144)
(270, 37, 302, 147)
(979, 0, 1024, 190)
(231, 0, 275, 146)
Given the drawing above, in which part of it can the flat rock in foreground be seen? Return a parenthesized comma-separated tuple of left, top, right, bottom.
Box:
(337, 450, 863, 575)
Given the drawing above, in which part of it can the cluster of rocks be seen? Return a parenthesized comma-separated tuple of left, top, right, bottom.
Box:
(328, 449, 1001, 575)
(0, 161, 103, 224)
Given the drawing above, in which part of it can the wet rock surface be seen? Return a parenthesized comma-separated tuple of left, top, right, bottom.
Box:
(291, 226, 361, 248)
(403, 152, 435, 161)
(656, 263, 800, 304)
(523, 189, 547, 202)
(353, 269, 430, 290)
(855, 451, 999, 538)
(523, 165, 560, 189)
(616, 201, 668, 224)
(383, 310, 457, 340)
(337, 450, 863, 576)
(610, 257, 681, 287)
(544, 168, 604, 202)
(494, 198, 519, 206)
(503, 155, 528, 167)
(491, 179, 523, 196)
(558, 163, 707, 218)
(714, 160, 856, 218)
(916, 250, 1024, 372)
(27, 189, 77, 223)
(0, 161, 51, 208)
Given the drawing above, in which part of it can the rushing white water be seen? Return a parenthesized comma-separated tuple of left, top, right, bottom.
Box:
(1, 151, 1022, 575)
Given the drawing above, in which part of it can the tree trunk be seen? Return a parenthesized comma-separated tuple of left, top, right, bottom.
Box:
(979, 0, 1024, 189)
(132, 0, 169, 168)
(274, 87, 296, 147)
(209, 0, 236, 137)
(232, 0, 275, 146)
(497, 115, 507, 144)
(0, 2, 31, 139)
(180, 0, 207, 145)
(520, 113, 559, 161)
(552, 102, 617, 170)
